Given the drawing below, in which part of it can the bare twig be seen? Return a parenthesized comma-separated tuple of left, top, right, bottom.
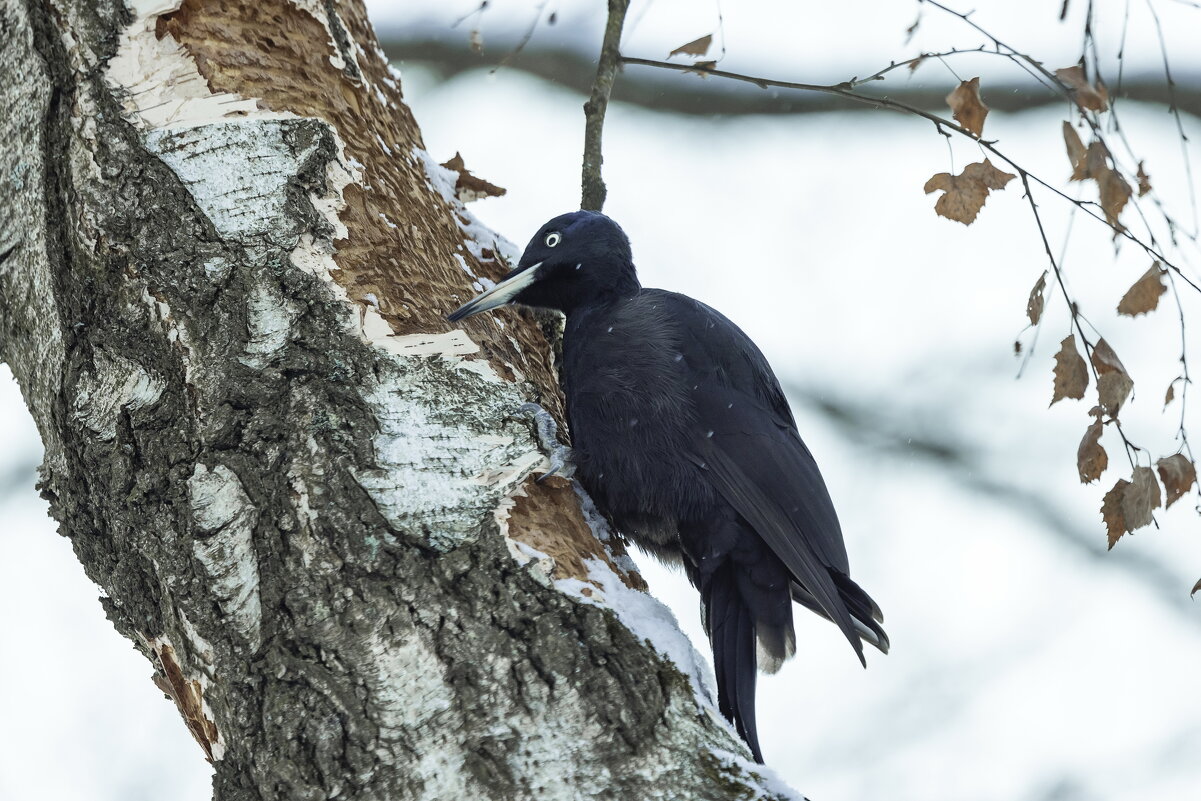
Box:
(920, 0, 1066, 89)
(1020, 171, 1141, 467)
(490, 0, 549, 75)
(846, 46, 990, 87)
(1145, 0, 1199, 236)
(581, 0, 631, 212)
(619, 55, 1201, 295)
(1165, 269, 1196, 463)
(925, 0, 1199, 247)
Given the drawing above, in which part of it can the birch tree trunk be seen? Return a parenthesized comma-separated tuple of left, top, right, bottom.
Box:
(0, 0, 798, 798)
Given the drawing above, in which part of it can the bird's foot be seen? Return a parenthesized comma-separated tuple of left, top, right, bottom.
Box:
(517, 402, 575, 482)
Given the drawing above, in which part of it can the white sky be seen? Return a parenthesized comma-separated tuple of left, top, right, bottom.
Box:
(3, 2, 1201, 799)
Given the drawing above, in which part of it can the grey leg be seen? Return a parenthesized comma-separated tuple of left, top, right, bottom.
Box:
(517, 402, 575, 482)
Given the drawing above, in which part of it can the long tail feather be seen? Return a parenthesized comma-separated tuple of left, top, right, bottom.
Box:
(704, 564, 764, 763)
(791, 574, 890, 656)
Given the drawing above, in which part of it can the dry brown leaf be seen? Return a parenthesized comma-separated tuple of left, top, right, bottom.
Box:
(1091, 338, 1127, 373)
(908, 54, 927, 73)
(1123, 466, 1161, 530)
(1102, 469, 1161, 548)
(1165, 382, 1176, 408)
(1192, 578, 1201, 597)
(1116, 263, 1167, 317)
(153, 642, 220, 762)
(1070, 139, 1131, 231)
(946, 77, 990, 138)
(440, 152, 507, 203)
(1136, 161, 1152, 196)
(1027, 272, 1047, 326)
(1051, 334, 1089, 404)
(923, 159, 1016, 225)
(1157, 453, 1197, 508)
(669, 34, 713, 58)
(1091, 338, 1133, 415)
(687, 60, 718, 74)
(1084, 140, 1110, 180)
(1098, 168, 1132, 231)
(1055, 64, 1109, 111)
(1077, 420, 1108, 484)
(905, 14, 922, 42)
(1062, 121, 1088, 181)
(1101, 479, 1129, 548)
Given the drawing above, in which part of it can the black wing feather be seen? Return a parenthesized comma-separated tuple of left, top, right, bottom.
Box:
(654, 291, 866, 662)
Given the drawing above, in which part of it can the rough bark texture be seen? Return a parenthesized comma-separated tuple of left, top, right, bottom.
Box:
(0, 0, 798, 798)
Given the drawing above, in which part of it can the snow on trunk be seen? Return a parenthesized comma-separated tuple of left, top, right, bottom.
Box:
(0, 0, 799, 797)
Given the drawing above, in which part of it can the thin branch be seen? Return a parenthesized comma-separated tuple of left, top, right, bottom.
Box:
(1165, 268, 1196, 465)
(1020, 171, 1141, 467)
(619, 55, 1201, 295)
(843, 46, 990, 87)
(1145, 0, 1199, 237)
(925, 0, 1199, 248)
(581, 0, 631, 212)
(920, 0, 1066, 88)
(490, 0, 549, 75)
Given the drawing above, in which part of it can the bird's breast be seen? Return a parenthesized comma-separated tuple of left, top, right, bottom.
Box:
(560, 306, 712, 528)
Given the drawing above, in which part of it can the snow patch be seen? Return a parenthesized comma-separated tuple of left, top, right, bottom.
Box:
(187, 464, 263, 649)
(556, 556, 716, 709)
(707, 749, 810, 801)
(505, 538, 558, 587)
(414, 147, 521, 266)
(453, 252, 477, 278)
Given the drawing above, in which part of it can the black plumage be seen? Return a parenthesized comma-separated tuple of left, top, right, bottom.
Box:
(448, 211, 887, 762)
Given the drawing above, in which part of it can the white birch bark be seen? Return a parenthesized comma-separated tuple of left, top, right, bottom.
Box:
(0, 0, 801, 798)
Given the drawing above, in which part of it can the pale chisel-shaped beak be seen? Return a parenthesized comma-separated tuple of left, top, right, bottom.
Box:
(446, 263, 542, 322)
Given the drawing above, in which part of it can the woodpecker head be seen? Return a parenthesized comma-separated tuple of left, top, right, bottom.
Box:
(447, 211, 640, 321)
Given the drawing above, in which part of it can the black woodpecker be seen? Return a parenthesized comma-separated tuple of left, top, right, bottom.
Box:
(448, 210, 888, 763)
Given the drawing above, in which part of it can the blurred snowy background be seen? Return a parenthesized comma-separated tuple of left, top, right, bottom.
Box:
(3, 1, 1200, 799)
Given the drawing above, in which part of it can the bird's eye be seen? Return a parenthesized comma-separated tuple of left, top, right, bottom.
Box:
(545, 232, 562, 248)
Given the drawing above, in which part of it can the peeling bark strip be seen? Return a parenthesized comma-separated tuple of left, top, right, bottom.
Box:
(0, 0, 799, 798)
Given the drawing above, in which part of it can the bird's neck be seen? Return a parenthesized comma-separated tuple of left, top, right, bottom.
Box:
(560, 263, 640, 318)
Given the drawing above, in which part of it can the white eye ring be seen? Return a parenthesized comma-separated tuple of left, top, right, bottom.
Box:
(545, 232, 562, 248)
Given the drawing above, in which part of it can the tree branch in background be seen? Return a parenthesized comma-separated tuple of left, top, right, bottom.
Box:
(581, 0, 630, 211)
(617, 55, 1199, 295)
(384, 38, 1201, 118)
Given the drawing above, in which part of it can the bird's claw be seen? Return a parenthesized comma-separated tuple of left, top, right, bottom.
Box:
(517, 402, 576, 482)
